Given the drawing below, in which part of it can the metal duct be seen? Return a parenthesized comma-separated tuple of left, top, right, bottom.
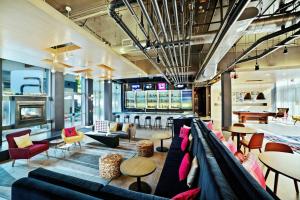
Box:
(211, 21, 300, 81)
(195, 2, 258, 82)
(108, 0, 172, 84)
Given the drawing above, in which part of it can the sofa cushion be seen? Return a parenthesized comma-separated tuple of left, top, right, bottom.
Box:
(110, 122, 118, 132)
(181, 135, 189, 152)
(179, 153, 191, 181)
(242, 153, 266, 189)
(28, 144, 48, 156)
(187, 157, 199, 188)
(64, 127, 77, 137)
(100, 185, 168, 200)
(179, 127, 190, 138)
(122, 123, 130, 132)
(28, 168, 104, 198)
(171, 187, 201, 200)
(14, 134, 33, 148)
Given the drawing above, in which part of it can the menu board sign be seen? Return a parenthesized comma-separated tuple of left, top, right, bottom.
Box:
(131, 84, 141, 91)
(144, 83, 155, 90)
(157, 82, 167, 90)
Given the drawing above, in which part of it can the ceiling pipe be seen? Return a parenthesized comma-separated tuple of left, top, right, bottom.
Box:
(121, 0, 175, 83)
(195, 0, 251, 81)
(187, 1, 195, 83)
(108, 0, 171, 84)
(136, 0, 178, 83)
(152, 0, 178, 83)
(211, 21, 300, 81)
(163, 0, 180, 82)
(173, 0, 183, 68)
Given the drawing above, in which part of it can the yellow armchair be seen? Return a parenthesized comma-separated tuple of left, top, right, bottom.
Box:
(61, 129, 84, 148)
(292, 115, 300, 125)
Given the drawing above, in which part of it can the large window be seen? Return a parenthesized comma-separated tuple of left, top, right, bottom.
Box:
(64, 74, 86, 128)
(1, 59, 51, 142)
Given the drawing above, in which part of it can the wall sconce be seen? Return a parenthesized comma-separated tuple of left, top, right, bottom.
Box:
(256, 92, 265, 100)
(244, 92, 252, 100)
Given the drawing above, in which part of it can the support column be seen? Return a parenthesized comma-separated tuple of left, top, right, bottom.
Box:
(0, 59, 2, 146)
(52, 72, 64, 131)
(85, 79, 93, 126)
(221, 71, 232, 128)
(104, 80, 112, 121)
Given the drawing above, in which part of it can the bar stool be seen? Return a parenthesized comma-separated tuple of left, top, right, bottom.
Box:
(134, 115, 140, 128)
(166, 117, 173, 129)
(154, 116, 162, 129)
(124, 115, 130, 123)
(144, 116, 152, 129)
(115, 115, 120, 122)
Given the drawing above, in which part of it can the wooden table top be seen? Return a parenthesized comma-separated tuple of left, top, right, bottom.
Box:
(152, 133, 172, 140)
(120, 157, 156, 177)
(226, 126, 257, 134)
(259, 152, 300, 181)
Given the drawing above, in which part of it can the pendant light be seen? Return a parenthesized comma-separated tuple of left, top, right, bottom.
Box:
(244, 92, 252, 100)
(256, 92, 265, 100)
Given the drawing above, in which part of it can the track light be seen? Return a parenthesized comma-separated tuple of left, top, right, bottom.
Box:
(283, 46, 288, 54)
(255, 61, 259, 71)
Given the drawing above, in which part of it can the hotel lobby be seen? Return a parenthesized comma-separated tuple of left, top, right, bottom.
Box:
(1, 0, 300, 200)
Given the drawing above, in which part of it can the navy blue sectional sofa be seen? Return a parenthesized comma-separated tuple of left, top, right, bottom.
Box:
(11, 118, 278, 200)
(155, 118, 278, 200)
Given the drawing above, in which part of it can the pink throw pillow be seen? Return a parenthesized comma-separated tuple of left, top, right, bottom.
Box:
(242, 153, 266, 189)
(181, 135, 189, 152)
(172, 188, 201, 200)
(205, 121, 214, 130)
(179, 153, 191, 181)
(222, 139, 237, 154)
(179, 127, 191, 138)
(212, 130, 225, 141)
(234, 151, 245, 163)
(64, 127, 77, 137)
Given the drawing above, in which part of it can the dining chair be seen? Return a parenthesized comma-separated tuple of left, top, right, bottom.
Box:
(263, 142, 298, 193)
(231, 123, 246, 140)
(240, 133, 264, 153)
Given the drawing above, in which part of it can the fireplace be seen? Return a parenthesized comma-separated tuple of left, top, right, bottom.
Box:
(15, 97, 47, 128)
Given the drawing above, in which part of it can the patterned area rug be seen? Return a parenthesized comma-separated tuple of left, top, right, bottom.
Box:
(0, 139, 136, 200)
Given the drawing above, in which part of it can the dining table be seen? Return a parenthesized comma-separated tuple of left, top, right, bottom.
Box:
(259, 152, 300, 194)
(226, 126, 257, 150)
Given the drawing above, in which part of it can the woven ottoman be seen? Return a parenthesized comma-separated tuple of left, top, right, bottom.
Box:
(99, 154, 123, 179)
(136, 140, 154, 157)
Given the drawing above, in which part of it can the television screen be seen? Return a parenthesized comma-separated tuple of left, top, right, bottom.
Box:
(131, 84, 141, 91)
(144, 83, 155, 90)
(157, 82, 167, 90)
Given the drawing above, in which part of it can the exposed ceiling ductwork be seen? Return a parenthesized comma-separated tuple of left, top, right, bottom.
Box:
(108, 0, 196, 84)
(195, 1, 259, 82)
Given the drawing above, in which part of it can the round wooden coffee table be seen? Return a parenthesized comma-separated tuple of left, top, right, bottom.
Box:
(152, 133, 171, 152)
(259, 152, 300, 194)
(120, 157, 156, 194)
(226, 126, 256, 150)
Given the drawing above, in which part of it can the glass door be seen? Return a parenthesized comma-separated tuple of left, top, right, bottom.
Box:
(64, 92, 83, 128)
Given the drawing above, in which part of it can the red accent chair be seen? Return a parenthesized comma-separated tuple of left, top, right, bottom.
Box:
(240, 133, 264, 153)
(6, 129, 49, 167)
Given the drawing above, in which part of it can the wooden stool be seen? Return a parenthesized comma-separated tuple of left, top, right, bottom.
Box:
(99, 154, 123, 179)
(136, 140, 154, 157)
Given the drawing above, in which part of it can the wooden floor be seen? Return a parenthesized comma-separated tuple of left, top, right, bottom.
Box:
(109, 128, 172, 194)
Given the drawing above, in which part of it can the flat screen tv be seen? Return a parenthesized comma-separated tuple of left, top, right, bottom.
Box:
(157, 82, 167, 90)
(131, 84, 141, 91)
(144, 83, 155, 90)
